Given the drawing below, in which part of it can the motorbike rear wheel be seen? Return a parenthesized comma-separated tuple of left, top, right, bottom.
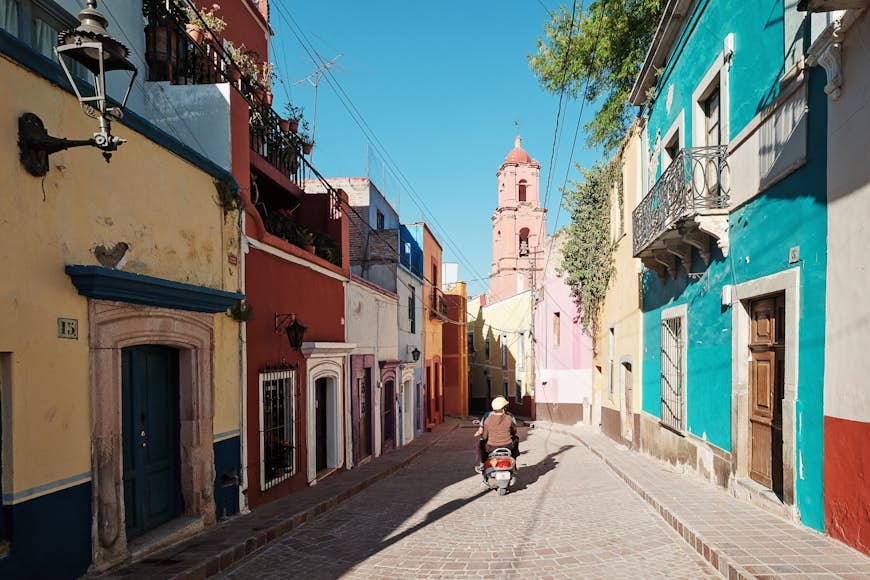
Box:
(498, 487, 508, 496)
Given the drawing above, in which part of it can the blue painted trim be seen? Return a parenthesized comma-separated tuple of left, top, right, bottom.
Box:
(65, 265, 244, 313)
(0, 28, 233, 184)
(1, 471, 91, 504)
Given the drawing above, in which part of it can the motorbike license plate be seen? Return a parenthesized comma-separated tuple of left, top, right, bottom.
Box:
(495, 471, 511, 480)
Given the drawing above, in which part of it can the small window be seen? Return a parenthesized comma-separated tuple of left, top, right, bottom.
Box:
(486, 376, 492, 399)
(260, 369, 296, 489)
(553, 312, 561, 347)
(376, 210, 385, 230)
(660, 315, 685, 432)
(517, 332, 525, 371)
(518, 180, 527, 202)
(502, 380, 509, 398)
(515, 379, 523, 401)
(608, 326, 616, 398)
(408, 285, 416, 333)
(518, 228, 530, 257)
(467, 330, 474, 353)
(1, 0, 87, 77)
(664, 132, 680, 168)
(485, 336, 491, 360)
(500, 333, 508, 369)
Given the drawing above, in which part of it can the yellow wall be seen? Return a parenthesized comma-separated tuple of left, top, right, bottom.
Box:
(422, 225, 443, 360)
(594, 124, 644, 417)
(0, 56, 241, 498)
(468, 291, 533, 403)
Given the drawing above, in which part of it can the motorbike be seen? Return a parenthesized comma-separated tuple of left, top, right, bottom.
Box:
(473, 419, 517, 495)
(481, 447, 517, 495)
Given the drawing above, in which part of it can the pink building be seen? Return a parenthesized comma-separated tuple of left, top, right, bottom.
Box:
(533, 231, 594, 425)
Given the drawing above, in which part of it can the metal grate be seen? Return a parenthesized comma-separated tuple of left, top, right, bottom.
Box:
(259, 369, 296, 490)
(660, 316, 685, 432)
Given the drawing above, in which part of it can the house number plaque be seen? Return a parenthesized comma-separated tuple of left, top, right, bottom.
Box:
(57, 317, 79, 339)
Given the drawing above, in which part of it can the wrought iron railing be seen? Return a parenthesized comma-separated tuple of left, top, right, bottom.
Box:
(144, 15, 304, 187)
(250, 104, 303, 185)
(144, 16, 244, 88)
(430, 287, 448, 320)
(632, 145, 729, 256)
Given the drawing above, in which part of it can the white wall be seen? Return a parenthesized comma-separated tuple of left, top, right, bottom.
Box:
(823, 10, 870, 423)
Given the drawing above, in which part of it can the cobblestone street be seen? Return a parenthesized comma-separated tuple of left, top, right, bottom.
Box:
(221, 426, 718, 579)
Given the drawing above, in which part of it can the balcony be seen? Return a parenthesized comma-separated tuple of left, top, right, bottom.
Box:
(633, 145, 730, 281)
(430, 287, 448, 320)
(144, 15, 304, 188)
(250, 104, 303, 186)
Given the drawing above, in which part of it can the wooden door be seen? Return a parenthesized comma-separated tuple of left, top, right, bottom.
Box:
(122, 345, 181, 539)
(749, 294, 785, 496)
(315, 377, 328, 473)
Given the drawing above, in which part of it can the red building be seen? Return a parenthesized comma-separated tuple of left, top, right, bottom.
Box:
(142, 0, 354, 508)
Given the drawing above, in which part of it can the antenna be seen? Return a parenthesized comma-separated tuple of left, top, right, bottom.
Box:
(293, 53, 345, 165)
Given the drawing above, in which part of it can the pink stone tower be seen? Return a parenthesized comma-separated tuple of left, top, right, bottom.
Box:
(489, 136, 547, 302)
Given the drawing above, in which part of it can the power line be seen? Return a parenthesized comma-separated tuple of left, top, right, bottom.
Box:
(269, 3, 490, 286)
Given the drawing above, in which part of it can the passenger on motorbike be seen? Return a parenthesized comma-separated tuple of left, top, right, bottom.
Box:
(475, 396, 519, 472)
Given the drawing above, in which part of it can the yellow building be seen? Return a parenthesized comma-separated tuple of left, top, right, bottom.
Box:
(467, 291, 534, 416)
(594, 123, 645, 446)
(0, 39, 242, 575)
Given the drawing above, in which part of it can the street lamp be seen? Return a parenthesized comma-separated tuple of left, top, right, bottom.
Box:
(18, 0, 137, 177)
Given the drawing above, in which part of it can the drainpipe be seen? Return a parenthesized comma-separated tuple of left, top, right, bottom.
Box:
(238, 218, 250, 513)
(344, 279, 353, 469)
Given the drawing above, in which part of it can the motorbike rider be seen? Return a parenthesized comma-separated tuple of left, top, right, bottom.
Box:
(475, 396, 519, 472)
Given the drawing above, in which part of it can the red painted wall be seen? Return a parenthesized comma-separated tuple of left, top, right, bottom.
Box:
(244, 246, 345, 508)
(824, 416, 870, 556)
(442, 293, 467, 417)
(216, 0, 270, 63)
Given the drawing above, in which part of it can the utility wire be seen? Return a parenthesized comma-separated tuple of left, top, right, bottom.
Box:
(269, 3, 489, 286)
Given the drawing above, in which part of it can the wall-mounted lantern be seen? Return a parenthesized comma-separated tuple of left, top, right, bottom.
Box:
(411, 347, 421, 362)
(18, 0, 137, 177)
(275, 313, 306, 351)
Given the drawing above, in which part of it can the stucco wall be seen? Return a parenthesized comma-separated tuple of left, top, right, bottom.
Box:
(821, 9, 870, 556)
(0, 55, 241, 499)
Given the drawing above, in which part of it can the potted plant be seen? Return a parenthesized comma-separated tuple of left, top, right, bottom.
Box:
(223, 40, 244, 83)
(143, 0, 188, 76)
(302, 139, 314, 155)
(283, 103, 304, 133)
(258, 61, 275, 105)
(185, 3, 226, 44)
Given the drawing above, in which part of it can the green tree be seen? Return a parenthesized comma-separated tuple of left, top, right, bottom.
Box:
(559, 161, 620, 337)
(529, 0, 663, 153)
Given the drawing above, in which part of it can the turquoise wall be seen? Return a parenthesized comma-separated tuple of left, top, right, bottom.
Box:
(640, 0, 827, 532)
(648, 0, 784, 153)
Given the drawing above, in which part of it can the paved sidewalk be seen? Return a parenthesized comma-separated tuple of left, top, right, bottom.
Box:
(92, 419, 460, 579)
(538, 422, 870, 580)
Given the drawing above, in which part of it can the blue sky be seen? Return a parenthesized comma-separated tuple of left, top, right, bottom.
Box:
(269, 2, 602, 296)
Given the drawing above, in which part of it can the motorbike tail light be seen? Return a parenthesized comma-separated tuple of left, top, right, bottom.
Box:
(485, 458, 499, 468)
(494, 458, 514, 469)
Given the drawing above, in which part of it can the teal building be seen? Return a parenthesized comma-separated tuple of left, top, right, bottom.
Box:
(630, 0, 832, 533)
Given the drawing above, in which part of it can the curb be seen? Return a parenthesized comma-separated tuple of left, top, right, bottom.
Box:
(186, 420, 461, 579)
(98, 420, 460, 580)
(534, 422, 752, 580)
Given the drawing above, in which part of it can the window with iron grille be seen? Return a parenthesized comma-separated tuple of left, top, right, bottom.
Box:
(660, 315, 685, 432)
(485, 336, 491, 360)
(260, 369, 296, 489)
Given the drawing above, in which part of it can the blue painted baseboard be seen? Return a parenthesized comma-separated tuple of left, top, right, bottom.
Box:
(0, 481, 92, 579)
(214, 436, 241, 519)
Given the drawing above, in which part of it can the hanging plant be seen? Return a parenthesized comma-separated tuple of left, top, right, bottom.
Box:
(227, 299, 254, 322)
(214, 176, 242, 215)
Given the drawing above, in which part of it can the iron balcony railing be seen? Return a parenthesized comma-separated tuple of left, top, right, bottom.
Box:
(250, 104, 303, 185)
(144, 15, 304, 187)
(430, 287, 448, 320)
(632, 145, 730, 256)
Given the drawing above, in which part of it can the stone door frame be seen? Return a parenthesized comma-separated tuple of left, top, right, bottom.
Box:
(731, 269, 800, 509)
(88, 300, 216, 571)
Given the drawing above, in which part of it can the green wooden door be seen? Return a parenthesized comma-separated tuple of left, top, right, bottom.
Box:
(122, 346, 182, 540)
